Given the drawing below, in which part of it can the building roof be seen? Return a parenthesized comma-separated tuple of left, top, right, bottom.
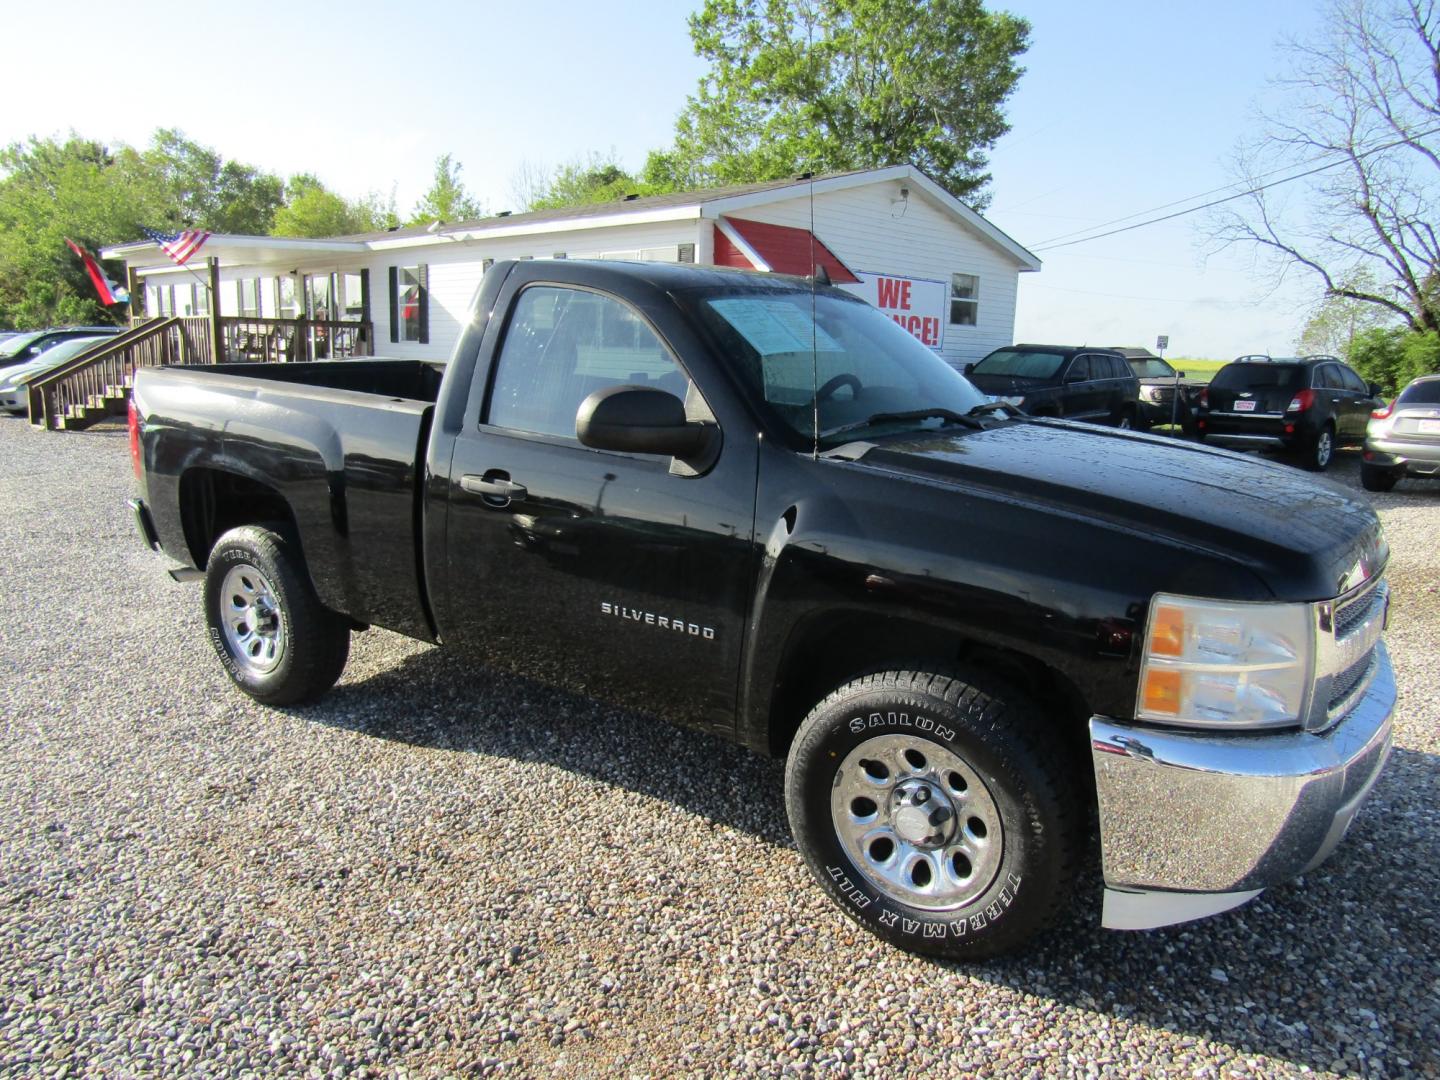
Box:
(102, 165, 1041, 272)
(329, 175, 834, 242)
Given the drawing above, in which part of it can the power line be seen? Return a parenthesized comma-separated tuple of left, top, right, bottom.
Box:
(1029, 125, 1440, 254)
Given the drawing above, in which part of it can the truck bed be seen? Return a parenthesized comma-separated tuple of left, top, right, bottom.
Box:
(135, 361, 442, 641)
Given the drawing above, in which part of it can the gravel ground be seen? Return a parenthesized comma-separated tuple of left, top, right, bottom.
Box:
(0, 418, 1436, 1079)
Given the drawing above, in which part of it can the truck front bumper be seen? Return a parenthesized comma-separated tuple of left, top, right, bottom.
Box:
(1089, 641, 1395, 930)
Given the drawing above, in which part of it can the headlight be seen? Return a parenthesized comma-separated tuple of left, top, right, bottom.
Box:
(1137, 594, 1313, 729)
(1140, 386, 1162, 402)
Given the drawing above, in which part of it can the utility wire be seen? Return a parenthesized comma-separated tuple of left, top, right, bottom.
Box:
(1029, 125, 1440, 253)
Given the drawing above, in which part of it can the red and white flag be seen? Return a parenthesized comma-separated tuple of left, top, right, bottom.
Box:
(141, 225, 211, 265)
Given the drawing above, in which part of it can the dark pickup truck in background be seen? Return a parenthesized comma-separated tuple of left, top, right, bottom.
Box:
(130, 260, 1395, 959)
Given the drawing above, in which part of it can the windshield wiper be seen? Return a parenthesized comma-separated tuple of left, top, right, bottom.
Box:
(819, 407, 985, 440)
(965, 400, 1023, 418)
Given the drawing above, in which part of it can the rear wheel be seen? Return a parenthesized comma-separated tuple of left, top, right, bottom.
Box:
(1361, 461, 1399, 492)
(1301, 423, 1335, 471)
(784, 668, 1080, 960)
(204, 525, 350, 705)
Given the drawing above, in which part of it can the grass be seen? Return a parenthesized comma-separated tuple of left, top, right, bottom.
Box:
(1167, 357, 1227, 382)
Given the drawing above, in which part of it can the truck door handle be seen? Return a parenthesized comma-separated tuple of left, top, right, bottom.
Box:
(460, 472, 527, 504)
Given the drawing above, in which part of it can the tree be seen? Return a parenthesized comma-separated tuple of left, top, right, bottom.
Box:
(141, 129, 284, 234)
(661, 0, 1030, 205)
(1347, 326, 1440, 391)
(410, 153, 483, 224)
(0, 129, 291, 327)
(0, 136, 152, 327)
(1213, 0, 1440, 336)
(519, 151, 669, 211)
(271, 174, 395, 238)
(1296, 269, 1402, 354)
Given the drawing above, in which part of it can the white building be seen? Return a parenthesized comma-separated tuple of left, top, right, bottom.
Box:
(103, 165, 1040, 370)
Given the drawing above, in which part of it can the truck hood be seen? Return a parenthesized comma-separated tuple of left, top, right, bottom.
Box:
(849, 420, 1386, 601)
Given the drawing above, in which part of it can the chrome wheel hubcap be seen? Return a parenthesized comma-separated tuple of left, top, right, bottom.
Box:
(220, 563, 285, 675)
(831, 734, 1003, 911)
(1317, 432, 1333, 466)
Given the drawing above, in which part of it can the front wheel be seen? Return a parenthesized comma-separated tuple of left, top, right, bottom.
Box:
(204, 525, 350, 705)
(785, 669, 1080, 960)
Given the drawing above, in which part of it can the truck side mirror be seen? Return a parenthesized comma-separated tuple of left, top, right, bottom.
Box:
(1175, 370, 1186, 378)
(963, 362, 975, 376)
(576, 385, 717, 462)
(1368, 382, 1383, 397)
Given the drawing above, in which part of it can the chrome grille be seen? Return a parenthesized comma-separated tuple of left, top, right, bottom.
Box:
(1308, 575, 1388, 731)
(1328, 652, 1376, 713)
(1334, 577, 1384, 638)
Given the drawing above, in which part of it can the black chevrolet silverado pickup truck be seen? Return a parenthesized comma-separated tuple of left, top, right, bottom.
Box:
(129, 260, 1395, 959)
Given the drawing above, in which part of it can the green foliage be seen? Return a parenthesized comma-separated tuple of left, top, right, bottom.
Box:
(1347, 328, 1440, 394)
(525, 152, 669, 211)
(664, 0, 1031, 204)
(271, 174, 396, 238)
(1296, 272, 1401, 356)
(410, 154, 483, 224)
(141, 129, 284, 235)
(0, 129, 286, 328)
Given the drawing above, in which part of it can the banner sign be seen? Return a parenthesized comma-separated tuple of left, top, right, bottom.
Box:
(843, 271, 948, 352)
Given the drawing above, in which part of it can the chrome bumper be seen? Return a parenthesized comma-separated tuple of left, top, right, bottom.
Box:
(1090, 641, 1395, 930)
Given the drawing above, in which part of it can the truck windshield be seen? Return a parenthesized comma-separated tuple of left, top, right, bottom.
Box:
(1128, 358, 1175, 378)
(693, 286, 986, 446)
(971, 349, 1066, 379)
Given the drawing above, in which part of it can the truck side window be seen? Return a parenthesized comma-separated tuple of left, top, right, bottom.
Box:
(486, 286, 690, 439)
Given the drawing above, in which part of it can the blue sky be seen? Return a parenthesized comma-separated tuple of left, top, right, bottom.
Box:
(4, 0, 1333, 357)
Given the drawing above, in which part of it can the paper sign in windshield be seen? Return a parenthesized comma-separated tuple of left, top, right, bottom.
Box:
(709, 298, 842, 356)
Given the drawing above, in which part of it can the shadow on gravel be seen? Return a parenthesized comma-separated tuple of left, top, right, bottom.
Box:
(313, 645, 794, 844)
(308, 643, 1438, 1075)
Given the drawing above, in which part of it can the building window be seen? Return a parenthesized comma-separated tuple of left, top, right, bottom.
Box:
(950, 273, 979, 326)
(238, 278, 261, 318)
(194, 284, 210, 316)
(388, 265, 428, 344)
(276, 276, 299, 319)
(343, 272, 365, 320)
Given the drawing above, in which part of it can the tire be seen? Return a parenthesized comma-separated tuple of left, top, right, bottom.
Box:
(204, 525, 350, 705)
(1116, 408, 1135, 431)
(1301, 423, 1336, 471)
(1361, 461, 1399, 492)
(784, 668, 1081, 960)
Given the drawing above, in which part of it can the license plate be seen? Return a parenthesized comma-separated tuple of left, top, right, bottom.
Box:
(1419, 419, 1440, 434)
(1234, 400, 1257, 412)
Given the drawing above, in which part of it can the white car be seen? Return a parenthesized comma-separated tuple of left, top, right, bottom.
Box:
(0, 335, 113, 414)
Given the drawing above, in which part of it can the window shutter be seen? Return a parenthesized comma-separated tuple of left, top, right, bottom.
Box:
(417, 264, 429, 345)
(359, 268, 371, 325)
(388, 266, 399, 343)
(678, 243, 696, 263)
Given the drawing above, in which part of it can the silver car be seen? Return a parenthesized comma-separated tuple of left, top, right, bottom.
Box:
(0, 335, 113, 414)
(1362, 374, 1440, 491)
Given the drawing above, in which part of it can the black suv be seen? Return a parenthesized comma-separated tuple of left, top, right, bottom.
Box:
(1197, 354, 1383, 470)
(964, 345, 1140, 427)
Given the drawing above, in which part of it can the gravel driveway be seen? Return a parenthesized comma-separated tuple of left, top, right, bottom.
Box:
(0, 420, 1436, 1078)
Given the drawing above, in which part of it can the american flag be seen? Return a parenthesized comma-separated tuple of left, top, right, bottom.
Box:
(141, 226, 211, 265)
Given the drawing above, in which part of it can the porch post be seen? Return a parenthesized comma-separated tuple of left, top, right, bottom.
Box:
(126, 267, 142, 323)
(207, 257, 222, 363)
